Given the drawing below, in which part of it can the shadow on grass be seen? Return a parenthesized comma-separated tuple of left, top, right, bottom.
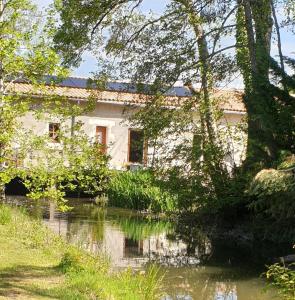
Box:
(0, 264, 63, 299)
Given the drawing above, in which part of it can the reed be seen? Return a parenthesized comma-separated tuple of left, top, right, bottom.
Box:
(108, 170, 177, 212)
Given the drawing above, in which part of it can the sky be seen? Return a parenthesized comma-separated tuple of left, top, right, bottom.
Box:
(34, 0, 295, 87)
(34, 0, 170, 77)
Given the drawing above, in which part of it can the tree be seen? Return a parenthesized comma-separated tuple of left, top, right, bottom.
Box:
(236, 0, 295, 173)
(0, 0, 68, 199)
(0, 0, 108, 206)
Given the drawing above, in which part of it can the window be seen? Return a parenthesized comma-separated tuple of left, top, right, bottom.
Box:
(128, 129, 147, 164)
(96, 126, 107, 153)
(49, 123, 60, 143)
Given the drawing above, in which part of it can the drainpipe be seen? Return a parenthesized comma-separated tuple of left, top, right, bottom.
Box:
(71, 115, 75, 137)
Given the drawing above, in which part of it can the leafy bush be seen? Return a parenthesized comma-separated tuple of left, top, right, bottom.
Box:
(248, 168, 295, 241)
(266, 263, 295, 300)
(21, 134, 110, 210)
(59, 251, 85, 273)
(107, 170, 177, 212)
(59, 248, 108, 274)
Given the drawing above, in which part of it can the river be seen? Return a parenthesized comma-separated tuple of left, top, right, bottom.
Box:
(7, 196, 282, 300)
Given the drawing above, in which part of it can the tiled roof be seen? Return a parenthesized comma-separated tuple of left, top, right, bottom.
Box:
(8, 77, 246, 113)
(41, 75, 193, 97)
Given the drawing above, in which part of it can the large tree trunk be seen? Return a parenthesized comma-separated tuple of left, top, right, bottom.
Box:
(239, 0, 277, 172)
(181, 0, 230, 197)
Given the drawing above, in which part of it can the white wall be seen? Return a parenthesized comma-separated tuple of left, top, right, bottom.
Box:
(76, 103, 130, 169)
(17, 101, 246, 170)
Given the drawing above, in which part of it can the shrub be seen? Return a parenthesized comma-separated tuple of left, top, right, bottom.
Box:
(59, 251, 85, 273)
(59, 248, 108, 274)
(266, 263, 295, 300)
(248, 168, 295, 241)
(107, 170, 177, 212)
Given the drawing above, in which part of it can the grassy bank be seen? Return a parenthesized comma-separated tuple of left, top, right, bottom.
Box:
(0, 204, 162, 299)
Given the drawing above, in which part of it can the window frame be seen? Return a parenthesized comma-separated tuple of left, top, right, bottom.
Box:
(127, 129, 147, 165)
(48, 122, 60, 143)
(95, 126, 108, 154)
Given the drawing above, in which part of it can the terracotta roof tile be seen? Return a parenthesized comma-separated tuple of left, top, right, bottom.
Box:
(8, 82, 246, 113)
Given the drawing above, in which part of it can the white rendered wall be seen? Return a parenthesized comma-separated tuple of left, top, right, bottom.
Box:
(17, 101, 246, 170)
(76, 103, 130, 169)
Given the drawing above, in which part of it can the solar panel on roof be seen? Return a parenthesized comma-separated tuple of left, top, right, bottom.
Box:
(42, 75, 192, 97)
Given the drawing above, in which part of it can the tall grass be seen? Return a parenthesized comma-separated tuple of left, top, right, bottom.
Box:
(108, 170, 177, 212)
(59, 250, 163, 299)
(0, 204, 12, 225)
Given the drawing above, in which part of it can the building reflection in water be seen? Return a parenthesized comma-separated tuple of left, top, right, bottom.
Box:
(44, 202, 212, 269)
(214, 283, 237, 300)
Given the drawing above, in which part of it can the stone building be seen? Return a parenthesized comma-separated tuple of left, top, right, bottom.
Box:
(11, 77, 246, 169)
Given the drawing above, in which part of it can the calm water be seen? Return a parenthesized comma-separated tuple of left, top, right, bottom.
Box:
(8, 197, 281, 300)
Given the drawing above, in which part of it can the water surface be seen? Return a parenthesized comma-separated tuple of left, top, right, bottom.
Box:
(8, 197, 281, 300)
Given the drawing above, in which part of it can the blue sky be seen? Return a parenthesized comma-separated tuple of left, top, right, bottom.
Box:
(34, 0, 294, 83)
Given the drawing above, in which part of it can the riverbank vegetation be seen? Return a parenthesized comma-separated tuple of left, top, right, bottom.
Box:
(248, 155, 295, 242)
(107, 170, 177, 212)
(266, 263, 295, 300)
(0, 203, 162, 299)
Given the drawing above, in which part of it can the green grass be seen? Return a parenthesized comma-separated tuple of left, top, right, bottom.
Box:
(0, 204, 12, 225)
(0, 204, 162, 299)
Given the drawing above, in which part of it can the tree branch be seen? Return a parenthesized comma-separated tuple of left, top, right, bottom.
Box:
(241, 0, 257, 74)
(271, 0, 287, 91)
(90, 0, 130, 37)
(211, 5, 239, 57)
